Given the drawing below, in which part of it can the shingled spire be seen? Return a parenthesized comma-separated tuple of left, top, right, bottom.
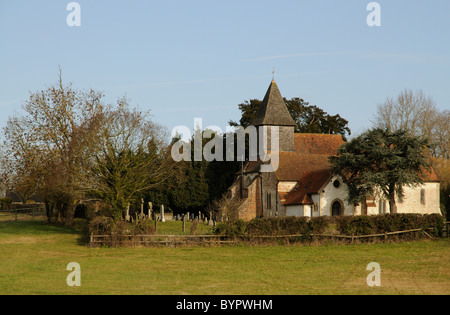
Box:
(251, 80, 296, 127)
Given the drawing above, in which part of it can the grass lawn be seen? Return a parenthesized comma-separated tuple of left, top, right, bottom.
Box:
(0, 219, 449, 295)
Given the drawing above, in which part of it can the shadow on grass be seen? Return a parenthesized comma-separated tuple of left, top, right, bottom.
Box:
(0, 219, 89, 246)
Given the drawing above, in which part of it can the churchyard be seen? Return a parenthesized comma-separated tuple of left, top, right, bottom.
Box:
(0, 218, 449, 295)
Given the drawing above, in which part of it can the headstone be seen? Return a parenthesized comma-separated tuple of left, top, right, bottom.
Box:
(161, 204, 165, 222)
(148, 202, 153, 219)
(125, 203, 130, 221)
(140, 198, 144, 216)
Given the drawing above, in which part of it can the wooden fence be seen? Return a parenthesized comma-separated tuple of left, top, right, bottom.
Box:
(89, 227, 439, 247)
(0, 206, 46, 221)
(89, 234, 234, 246)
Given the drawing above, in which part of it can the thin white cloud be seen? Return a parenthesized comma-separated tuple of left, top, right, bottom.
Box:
(113, 74, 269, 90)
(242, 51, 352, 62)
(363, 52, 450, 66)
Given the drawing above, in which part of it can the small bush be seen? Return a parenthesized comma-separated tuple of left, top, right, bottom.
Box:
(132, 219, 155, 235)
(0, 197, 12, 210)
(190, 219, 199, 235)
(214, 220, 247, 236)
(336, 216, 375, 236)
(309, 216, 330, 234)
(89, 216, 114, 235)
(113, 221, 132, 235)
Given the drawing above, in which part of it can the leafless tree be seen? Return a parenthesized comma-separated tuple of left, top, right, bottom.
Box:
(213, 194, 243, 221)
(373, 89, 449, 159)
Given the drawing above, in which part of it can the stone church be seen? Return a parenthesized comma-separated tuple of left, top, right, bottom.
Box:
(227, 80, 441, 220)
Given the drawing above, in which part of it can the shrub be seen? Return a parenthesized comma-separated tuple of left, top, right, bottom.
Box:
(113, 220, 132, 235)
(89, 216, 114, 235)
(190, 219, 199, 235)
(309, 216, 330, 234)
(214, 220, 247, 236)
(206, 214, 445, 242)
(132, 219, 155, 235)
(335, 213, 445, 237)
(0, 197, 12, 210)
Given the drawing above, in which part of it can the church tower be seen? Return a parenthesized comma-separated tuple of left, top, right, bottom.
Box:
(251, 80, 295, 152)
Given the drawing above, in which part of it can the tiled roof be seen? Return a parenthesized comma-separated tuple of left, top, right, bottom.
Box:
(274, 153, 332, 181)
(421, 165, 441, 182)
(293, 133, 344, 154)
(251, 80, 296, 127)
(282, 170, 331, 205)
(243, 133, 344, 181)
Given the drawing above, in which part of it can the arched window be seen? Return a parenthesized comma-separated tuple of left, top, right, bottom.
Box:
(420, 189, 425, 205)
(331, 200, 344, 216)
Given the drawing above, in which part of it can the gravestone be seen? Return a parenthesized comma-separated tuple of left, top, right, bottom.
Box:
(161, 204, 165, 222)
(125, 203, 130, 221)
(148, 202, 153, 219)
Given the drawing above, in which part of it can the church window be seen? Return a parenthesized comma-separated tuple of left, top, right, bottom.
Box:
(266, 193, 272, 210)
(420, 189, 425, 204)
(378, 200, 386, 214)
(331, 200, 343, 216)
(333, 180, 340, 188)
(313, 203, 318, 212)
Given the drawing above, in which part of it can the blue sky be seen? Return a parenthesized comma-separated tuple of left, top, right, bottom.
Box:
(1, 0, 449, 139)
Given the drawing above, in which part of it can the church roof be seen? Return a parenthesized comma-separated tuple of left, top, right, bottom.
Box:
(243, 133, 344, 181)
(293, 133, 344, 154)
(251, 80, 296, 127)
(282, 170, 332, 205)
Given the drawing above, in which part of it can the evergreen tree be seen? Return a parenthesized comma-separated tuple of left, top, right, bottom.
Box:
(329, 128, 433, 213)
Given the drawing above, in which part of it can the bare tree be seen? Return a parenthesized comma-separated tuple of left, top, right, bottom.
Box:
(213, 194, 243, 221)
(432, 110, 450, 159)
(373, 89, 449, 159)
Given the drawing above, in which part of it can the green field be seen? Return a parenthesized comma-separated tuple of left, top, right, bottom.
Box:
(0, 219, 449, 295)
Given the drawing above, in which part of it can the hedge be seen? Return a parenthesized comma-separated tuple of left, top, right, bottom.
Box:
(214, 216, 330, 237)
(336, 213, 444, 237)
(214, 214, 444, 238)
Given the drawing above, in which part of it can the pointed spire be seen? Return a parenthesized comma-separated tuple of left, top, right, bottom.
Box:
(251, 80, 296, 127)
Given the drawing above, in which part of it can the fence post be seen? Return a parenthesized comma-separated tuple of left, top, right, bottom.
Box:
(384, 232, 388, 243)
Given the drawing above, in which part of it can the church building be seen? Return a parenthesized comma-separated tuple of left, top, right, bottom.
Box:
(227, 80, 441, 220)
